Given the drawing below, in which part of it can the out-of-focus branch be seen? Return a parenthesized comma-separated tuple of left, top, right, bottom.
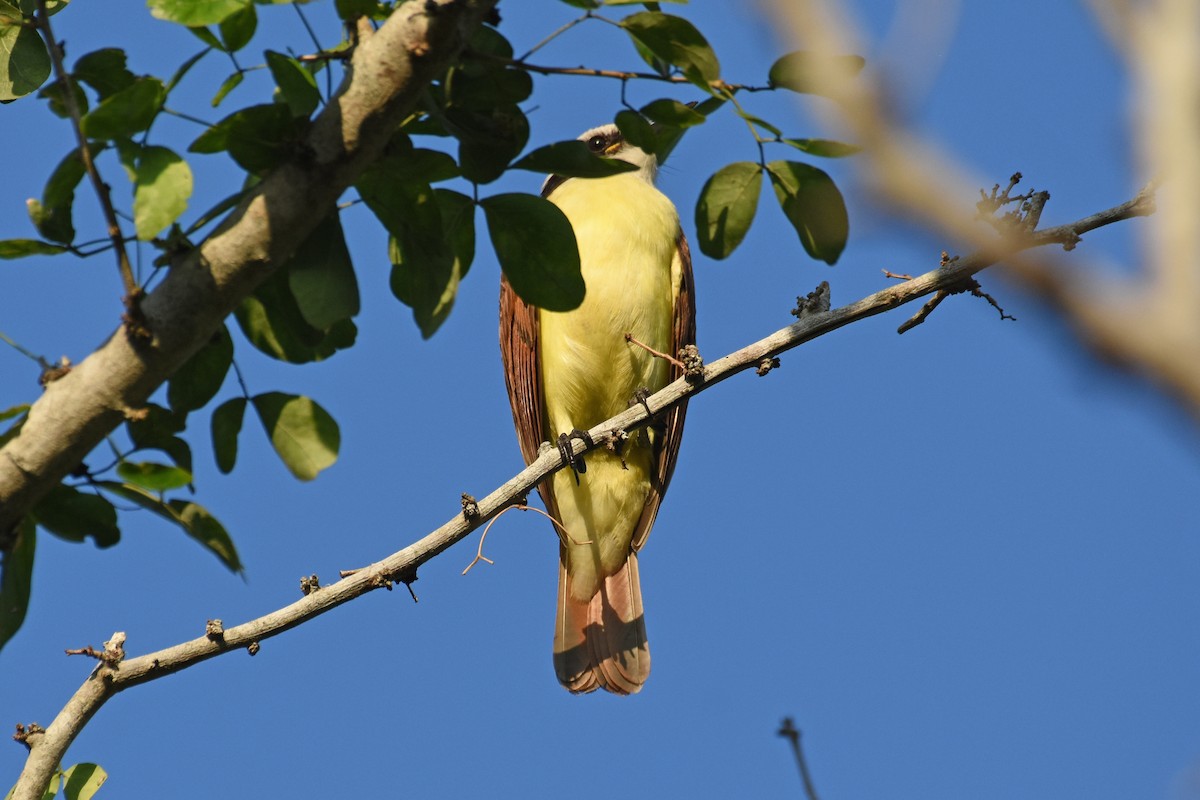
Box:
(768, 1, 1200, 419)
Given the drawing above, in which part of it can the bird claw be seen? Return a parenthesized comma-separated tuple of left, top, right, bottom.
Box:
(557, 429, 594, 484)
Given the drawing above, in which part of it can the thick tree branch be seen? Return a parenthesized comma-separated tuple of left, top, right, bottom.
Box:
(0, 0, 499, 540)
(10, 187, 1145, 800)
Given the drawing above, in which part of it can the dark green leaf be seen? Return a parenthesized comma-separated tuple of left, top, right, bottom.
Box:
(189, 25, 225, 51)
(134, 146, 193, 240)
(780, 138, 861, 158)
(72, 48, 135, 99)
(95, 482, 242, 572)
(210, 70, 243, 107)
(482, 193, 583, 311)
(32, 484, 120, 547)
(287, 211, 359, 329)
(335, 0, 377, 18)
(695, 161, 762, 259)
(619, 11, 719, 89)
(80, 77, 165, 140)
(15, 0, 68, 14)
(0, 239, 68, 258)
(61, 763, 107, 800)
(37, 76, 88, 118)
(766, 160, 849, 265)
(640, 98, 705, 128)
(210, 396, 246, 473)
(252, 392, 339, 481)
(557, 0, 600, 8)
(0, 517, 35, 653)
(166, 48, 210, 93)
(445, 64, 532, 110)
(126, 403, 192, 473)
(189, 103, 299, 173)
(512, 140, 639, 178)
(265, 50, 319, 117)
(444, 104, 529, 184)
(168, 325, 233, 412)
(0, 405, 27, 449)
(235, 268, 354, 363)
(116, 460, 193, 491)
(0, 404, 28, 422)
(768, 51, 866, 95)
(148, 0, 249, 26)
(218, 3, 256, 51)
(390, 188, 475, 337)
(614, 109, 656, 153)
(28, 145, 99, 244)
(402, 148, 460, 183)
(0, 22, 50, 101)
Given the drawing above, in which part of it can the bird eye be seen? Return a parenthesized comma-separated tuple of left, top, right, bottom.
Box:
(586, 135, 607, 152)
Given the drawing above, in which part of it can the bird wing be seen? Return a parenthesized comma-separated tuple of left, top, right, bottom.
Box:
(499, 275, 559, 519)
(631, 231, 696, 552)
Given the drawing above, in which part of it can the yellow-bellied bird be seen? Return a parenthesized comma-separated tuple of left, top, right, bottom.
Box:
(500, 124, 696, 694)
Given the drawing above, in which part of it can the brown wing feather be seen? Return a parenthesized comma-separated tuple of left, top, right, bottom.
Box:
(631, 231, 696, 552)
(498, 277, 557, 517)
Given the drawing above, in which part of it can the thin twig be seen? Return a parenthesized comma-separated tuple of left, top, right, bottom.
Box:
(778, 718, 821, 800)
(625, 333, 685, 369)
(462, 504, 588, 574)
(34, 0, 142, 326)
(477, 52, 772, 92)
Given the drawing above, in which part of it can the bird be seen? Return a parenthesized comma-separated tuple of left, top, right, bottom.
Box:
(499, 122, 696, 694)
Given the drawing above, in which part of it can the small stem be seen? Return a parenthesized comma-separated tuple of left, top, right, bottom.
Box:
(161, 107, 216, 128)
(518, 12, 590, 61)
(0, 330, 52, 370)
(34, 0, 139, 306)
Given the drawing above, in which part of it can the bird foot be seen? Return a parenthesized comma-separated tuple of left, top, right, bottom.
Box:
(557, 429, 594, 484)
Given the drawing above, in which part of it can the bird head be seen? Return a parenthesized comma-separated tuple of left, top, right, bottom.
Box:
(577, 124, 657, 183)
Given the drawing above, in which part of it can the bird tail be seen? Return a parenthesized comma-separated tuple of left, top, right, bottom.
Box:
(553, 552, 650, 695)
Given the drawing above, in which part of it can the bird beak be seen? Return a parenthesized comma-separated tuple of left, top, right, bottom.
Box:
(603, 141, 623, 156)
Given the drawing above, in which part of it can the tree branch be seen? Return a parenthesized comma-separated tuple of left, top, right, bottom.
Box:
(0, 0, 500, 541)
(9, 185, 1146, 800)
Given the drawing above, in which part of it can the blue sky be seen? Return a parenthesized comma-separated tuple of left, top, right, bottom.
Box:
(3, 2, 1198, 798)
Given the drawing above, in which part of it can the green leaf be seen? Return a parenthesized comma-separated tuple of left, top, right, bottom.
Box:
(614, 109, 656, 153)
(218, 2, 256, 51)
(210, 70, 243, 107)
(210, 396, 246, 473)
(73, 48, 135, 99)
(481, 193, 583, 311)
(335, 0, 377, 18)
(61, 763, 107, 800)
(0, 239, 68, 258)
(445, 63, 532, 110)
(390, 188, 474, 337)
(511, 140, 640, 179)
(96, 482, 242, 572)
(15, 0, 68, 15)
(619, 11, 719, 89)
(557, 0, 600, 8)
(252, 392, 339, 481)
(189, 103, 299, 173)
(766, 160, 849, 265)
(133, 145, 193, 240)
(768, 51, 866, 95)
(27, 145, 99, 244)
(80, 77, 165, 140)
(0, 405, 27, 449)
(148, 0, 250, 26)
(0, 404, 28, 422)
(116, 460, 193, 491)
(37, 76, 88, 118)
(286, 210, 359, 330)
(31, 484, 120, 547)
(402, 148, 460, 183)
(639, 98, 705, 128)
(166, 47, 210, 93)
(0, 517, 35, 653)
(695, 161, 762, 259)
(168, 325, 233, 412)
(0, 21, 50, 101)
(126, 403, 192, 473)
(265, 49, 319, 117)
(444, 104, 529, 184)
(188, 25, 225, 51)
(235, 267, 355, 363)
(780, 138, 861, 158)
